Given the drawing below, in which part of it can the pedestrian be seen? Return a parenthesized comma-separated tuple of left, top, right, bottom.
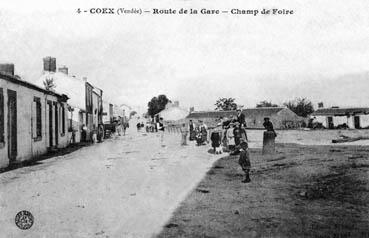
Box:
(238, 140, 251, 183)
(210, 124, 223, 154)
(195, 126, 203, 146)
(263, 117, 277, 137)
(116, 117, 122, 136)
(157, 117, 165, 145)
(199, 120, 208, 144)
(180, 123, 188, 146)
(122, 121, 127, 136)
(189, 120, 196, 141)
(236, 108, 246, 128)
(136, 122, 141, 132)
(81, 124, 87, 142)
(227, 122, 235, 152)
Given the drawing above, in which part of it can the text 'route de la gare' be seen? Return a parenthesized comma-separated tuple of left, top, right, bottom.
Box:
(76, 8, 294, 16)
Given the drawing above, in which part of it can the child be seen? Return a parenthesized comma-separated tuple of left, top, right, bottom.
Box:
(210, 125, 222, 154)
(238, 140, 251, 183)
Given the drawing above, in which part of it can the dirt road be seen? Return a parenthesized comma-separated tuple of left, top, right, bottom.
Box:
(0, 131, 219, 237)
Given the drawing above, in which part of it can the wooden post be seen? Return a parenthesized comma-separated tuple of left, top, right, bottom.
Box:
(262, 131, 275, 155)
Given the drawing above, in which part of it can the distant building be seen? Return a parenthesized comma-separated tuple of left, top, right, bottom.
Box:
(311, 107, 369, 129)
(156, 101, 189, 124)
(186, 107, 305, 129)
(36, 57, 103, 142)
(0, 67, 69, 169)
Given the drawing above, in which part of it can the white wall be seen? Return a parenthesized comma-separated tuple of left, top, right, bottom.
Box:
(332, 116, 348, 127)
(314, 116, 327, 127)
(360, 115, 369, 128)
(0, 78, 69, 168)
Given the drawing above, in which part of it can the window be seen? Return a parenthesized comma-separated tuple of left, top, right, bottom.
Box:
(0, 88, 4, 143)
(61, 104, 65, 135)
(33, 97, 42, 139)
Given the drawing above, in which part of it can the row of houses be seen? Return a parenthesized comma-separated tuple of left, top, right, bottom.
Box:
(0, 57, 130, 169)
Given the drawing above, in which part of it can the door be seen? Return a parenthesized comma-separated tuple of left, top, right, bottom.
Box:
(7, 90, 17, 161)
(48, 101, 53, 147)
(54, 103, 58, 146)
(354, 116, 360, 129)
(327, 117, 334, 129)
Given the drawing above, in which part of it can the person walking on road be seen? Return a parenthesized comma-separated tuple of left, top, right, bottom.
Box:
(180, 123, 189, 146)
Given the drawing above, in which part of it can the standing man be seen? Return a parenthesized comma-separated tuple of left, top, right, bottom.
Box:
(189, 120, 196, 141)
(236, 109, 246, 128)
(157, 117, 165, 145)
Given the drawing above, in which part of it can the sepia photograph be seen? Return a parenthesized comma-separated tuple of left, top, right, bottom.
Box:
(0, 0, 369, 237)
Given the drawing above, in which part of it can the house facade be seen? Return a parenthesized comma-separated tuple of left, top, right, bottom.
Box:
(311, 107, 369, 129)
(36, 57, 104, 142)
(0, 70, 69, 169)
(186, 107, 305, 129)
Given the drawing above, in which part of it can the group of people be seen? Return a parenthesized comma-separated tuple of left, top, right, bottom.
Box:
(185, 109, 276, 183)
(116, 116, 129, 136)
(157, 109, 277, 184)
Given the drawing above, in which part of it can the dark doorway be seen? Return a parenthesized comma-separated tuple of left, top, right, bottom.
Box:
(327, 117, 334, 129)
(7, 89, 17, 162)
(48, 101, 53, 147)
(354, 116, 361, 129)
(54, 103, 58, 146)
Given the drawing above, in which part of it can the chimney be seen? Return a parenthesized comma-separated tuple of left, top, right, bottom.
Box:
(318, 102, 324, 108)
(0, 63, 15, 75)
(189, 107, 194, 113)
(43, 56, 56, 72)
(58, 65, 68, 75)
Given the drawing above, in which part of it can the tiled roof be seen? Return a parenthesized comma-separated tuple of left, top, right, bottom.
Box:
(187, 107, 286, 119)
(0, 71, 68, 100)
(312, 107, 369, 116)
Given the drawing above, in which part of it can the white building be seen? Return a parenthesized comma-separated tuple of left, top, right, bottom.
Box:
(0, 67, 69, 169)
(36, 57, 104, 142)
(311, 107, 369, 129)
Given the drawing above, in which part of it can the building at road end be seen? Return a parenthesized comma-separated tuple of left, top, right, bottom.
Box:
(0, 66, 69, 169)
(36, 57, 104, 143)
(311, 107, 369, 129)
(186, 107, 305, 129)
(156, 101, 189, 125)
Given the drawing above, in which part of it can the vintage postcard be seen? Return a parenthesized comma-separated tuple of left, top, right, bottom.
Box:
(1, 0, 369, 237)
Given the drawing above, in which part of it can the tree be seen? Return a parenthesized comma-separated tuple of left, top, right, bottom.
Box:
(256, 101, 279, 108)
(283, 98, 314, 117)
(43, 76, 56, 91)
(215, 97, 238, 111)
(147, 94, 171, 118)
(129, 111, 137, 118)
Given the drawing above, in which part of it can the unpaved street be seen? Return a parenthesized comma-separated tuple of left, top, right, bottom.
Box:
(0, 130, 219, 238)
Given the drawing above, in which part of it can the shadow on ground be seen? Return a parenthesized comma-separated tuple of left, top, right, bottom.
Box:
(156, 143, 369, 238)
(0, 143, 90, 173)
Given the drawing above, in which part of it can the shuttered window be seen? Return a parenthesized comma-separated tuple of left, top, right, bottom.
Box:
(61, 104, 65, 135)
(33, 97, 42, 139)
(0, 88, 4, 143)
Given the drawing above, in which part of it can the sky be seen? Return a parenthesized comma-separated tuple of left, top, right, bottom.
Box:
(1, 0, 369, 113)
